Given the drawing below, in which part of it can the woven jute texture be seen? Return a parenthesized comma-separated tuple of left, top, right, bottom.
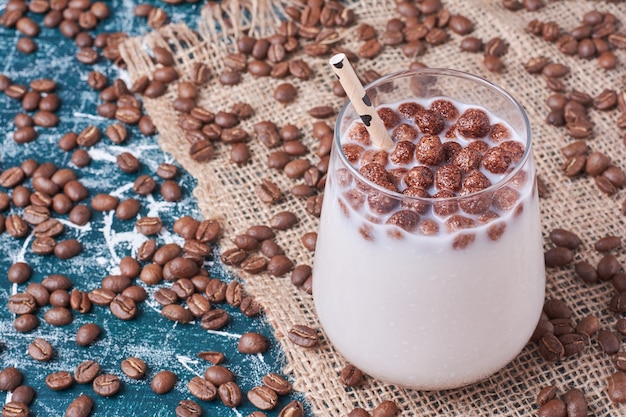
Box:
(119, 1, 626, 415)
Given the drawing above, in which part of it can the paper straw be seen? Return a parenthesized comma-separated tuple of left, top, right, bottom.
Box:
(329, 53, 394, 151)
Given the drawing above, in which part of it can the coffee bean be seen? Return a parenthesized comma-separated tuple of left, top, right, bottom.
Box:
(44, 306, 73, 326)
(597, 329, 620, 354)
(218, 381, 242, 408)
(54, 239, 82, 260)
(120, 357, 146, 379)
(544, 247, 574, 267)
(11, 385, 35, 405)
(76, 323, 101, 346)
(539, 333, 564, 362)
(13, 126, 38, 144)
(0, 367, 23, 392)
(348, 408, 371, 417)
(175, 399, 201, 417)
(595, 236, 621, 252)
(274, 83, 297, 103)
(598, 254, 621, 281)
(8, 262, 31, 284)
(91, 193, 119, 211)
(65, 394, 94, 417)
(279, 400, 304, 417)
(161, 304, 193, 323)
(161, 180, 182, 202)
(255, 179, 282, 204)
(267, 255, 294, 277)
(288, 325, 318, 348)
(340, 364, 363, 387)
(269, 211, 298, 230)
(188, 376, 217, 401)
(483, 55, 503, 72)
(241, 256, 268, 273)
(550, 229, 581, 250)
(70, 289, 92, 313)
(14, 314, 39, 333)
(2, 401, 29, 417)
(110, 295, 137, 320)
(8, 293, 37, 315)
(151, 370, 177, 394)
(536, 385, 558, 406)
(0, 167, 26, 188)
(608, 372, 626, 403)
(115, 198, 141, 220)
(537, 398, 566, 417)
(238, 332, 269, 354)
(46, 371, 74, 391)
(200, 309, 229, 330)
(301, 232, 317, 251)
(92, 374, 120, 397)
(261, 372, 291, 395)
(136, 216, 162, 236)
(248, 385, 278, 411)
(27, 337, 54, 361)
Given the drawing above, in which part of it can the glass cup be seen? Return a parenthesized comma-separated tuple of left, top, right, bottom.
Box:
(312, 68, 546, 390)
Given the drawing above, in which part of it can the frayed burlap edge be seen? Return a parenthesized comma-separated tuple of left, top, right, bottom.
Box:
(119, 1, 626, 415)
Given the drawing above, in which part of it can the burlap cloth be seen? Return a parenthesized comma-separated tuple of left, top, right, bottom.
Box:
(119, 1, 626, 415)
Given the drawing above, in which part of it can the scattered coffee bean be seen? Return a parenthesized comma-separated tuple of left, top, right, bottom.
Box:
(288, 325, 318, 348)
(65, 394, 94, 417)
(151, 370, 177, 394)
(93, 374, 120, 397)
(45, 370, 74, 391)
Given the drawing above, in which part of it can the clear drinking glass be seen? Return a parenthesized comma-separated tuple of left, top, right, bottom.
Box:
(313, 68, 546, 390)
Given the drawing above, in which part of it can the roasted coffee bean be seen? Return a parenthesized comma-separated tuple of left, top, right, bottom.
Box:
(76, 323, 101, 346)
(539, 333, 564, 361)
(93, 374, 120, 397)
(536, 385, 558, 406)
(608, 372, 626, 403)
(65, 394, 94, 417)
(161, 304, 193, 323)
(255, 179, 282, 204)
(46, 371, 74, 391)
(279, 400, 304, 417)
(267, 255, 294, 277)
(115, 198, 141, 220)
(288, 325, 318, 348)
(28, 337, 54, 361)
(348, 408, 371, 417)
(91, 193, 119, 211)
(598, 254, 621, 281)
(301, 232, 317, 251)
(537, 399, 566, 417)
(161, 180, 182, 202)
(598, 329, 620, 354)
(54, 239, 82, 259)
(595, 236, 621, 252)
(241, 256, 268, 273)
(22, 204, 50, 225)
(8, 262, 31, 284)
(151, 370, 177, 394)
(44, 306, 73, 326)
(543, 299, 572, 319)
(70, 289, 92, 313)
(197, 351, 225, 365)
(290, 265, 312, 287)
(187, 376, 217, 401)
(68, 204, 90, 226)
(238, 332, 269, 354)
(0, 367, 23, 392)
(261, 372, 291, 395)
(559, 333, 585, 357)
(49, 289, 70, 307)
(274, 83, 297, 103)
(176, 399, 202, 417)
(2, 401, 29, 417)
(218, 381, 242, 408)
(13, 126, 38, 144)
(544, 247, 574, 267)
(248, 385, 278, 411)
(340, 364, 363, 387)
(14, 314, 39, 333)
(110, 295, 137, 320)
(88, 288, 115, 306)
(550, 229, 581, 250)
(200, 309, 229, 330)
(8, 293, 37, 315)
(136, 216, 162, 235)
(269, 211, 298, 230)
(11, 385, 35, 405)
(120, 357, 146, 379)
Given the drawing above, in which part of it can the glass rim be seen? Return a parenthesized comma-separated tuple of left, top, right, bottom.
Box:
(333, 67, 533, 202)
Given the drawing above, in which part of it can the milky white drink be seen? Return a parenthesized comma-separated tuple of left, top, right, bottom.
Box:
(313, 69, 546, 390)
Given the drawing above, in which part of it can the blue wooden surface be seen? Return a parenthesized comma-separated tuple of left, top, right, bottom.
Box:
(0, 1, 309, 415)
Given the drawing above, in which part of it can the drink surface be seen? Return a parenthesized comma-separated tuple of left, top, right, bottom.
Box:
(313, 96, 546, 390)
